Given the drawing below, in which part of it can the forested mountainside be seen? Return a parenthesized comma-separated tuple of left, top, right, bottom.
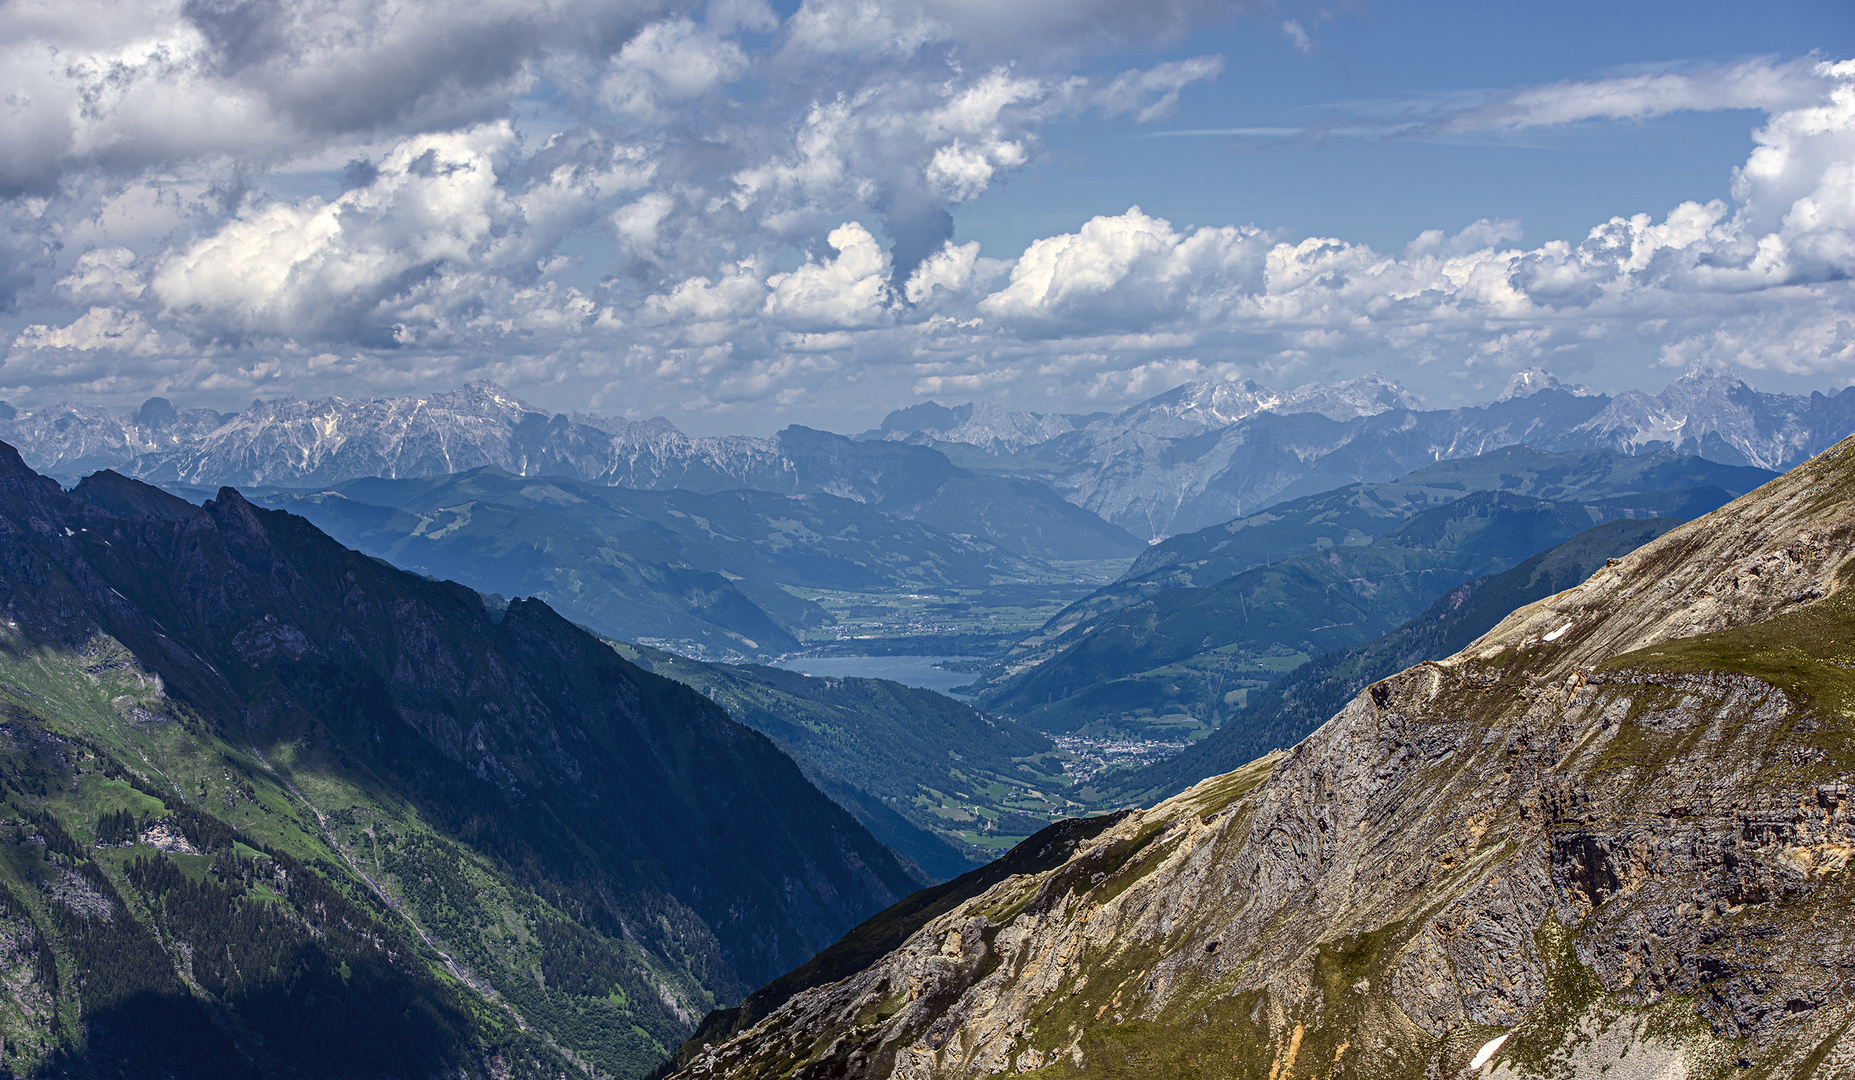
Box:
(975, 488, 1729, 740)
(0, 443, 916, 1079)
(615, 643, 1069, 881)
(661, 423, 1855, 1080)
(1095, 515, 1684, 807)
(1036, 445, 1774, 638)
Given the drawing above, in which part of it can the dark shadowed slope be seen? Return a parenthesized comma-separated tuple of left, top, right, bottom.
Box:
(617, 643, 1071, 879)
(0, 446, 917, 1078)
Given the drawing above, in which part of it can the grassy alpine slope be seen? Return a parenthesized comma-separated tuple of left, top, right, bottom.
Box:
(660, 419, 1855, 1080)
(0, 447, 917, 1079)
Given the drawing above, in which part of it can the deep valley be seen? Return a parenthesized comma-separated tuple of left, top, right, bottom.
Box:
(0, 368, 1851, 1078)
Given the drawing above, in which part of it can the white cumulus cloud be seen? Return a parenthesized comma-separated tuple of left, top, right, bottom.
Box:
(979, 207, 1271, 333)
(0, 4, 1849, 432)
(763, 222, 896, 330)
(600, 18, 750, 120)
(0, 0, 683, 196)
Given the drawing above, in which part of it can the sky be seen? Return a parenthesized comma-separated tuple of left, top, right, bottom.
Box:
(1, 0, 1852, 434)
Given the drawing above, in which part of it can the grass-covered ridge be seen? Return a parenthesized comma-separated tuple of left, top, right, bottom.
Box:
(0, 633, 562, 1077)
(0, 616, 736, 1078)
(1597, 571, 1855, 782)
(1604, 579, 1855, 723)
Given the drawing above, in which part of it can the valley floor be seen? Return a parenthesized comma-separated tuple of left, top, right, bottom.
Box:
(773, 559, 1134, 659)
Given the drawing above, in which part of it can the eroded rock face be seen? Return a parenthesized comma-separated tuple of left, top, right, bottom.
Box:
(665, 437, 1855, 1078)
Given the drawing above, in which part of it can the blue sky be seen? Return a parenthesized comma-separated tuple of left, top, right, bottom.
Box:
(0, 0, 1851, 432)
(969, 1, 1851, 253)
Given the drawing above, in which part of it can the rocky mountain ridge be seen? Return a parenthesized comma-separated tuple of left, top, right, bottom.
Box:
(5, 366, 1850, 543)
(1037, 367, 1855, 538)
(861, 402, 1106, 456)
(0, 385, 1143, 561)
(863, 375, 1424, 456)
(662, 431, 1855, 1079)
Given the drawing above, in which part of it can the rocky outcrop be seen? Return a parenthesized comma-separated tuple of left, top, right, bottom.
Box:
(663, 434, 1855, 1077)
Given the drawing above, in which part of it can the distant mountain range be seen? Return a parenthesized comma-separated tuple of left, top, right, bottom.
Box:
(966, 446, 1779, 738)
(219, 469, 1053, 658)
(0, 384, 1139, 561)
(1046, 445, 1777, 633)
(4, 365, 1850, 544)
(876, 366, 1855, 537)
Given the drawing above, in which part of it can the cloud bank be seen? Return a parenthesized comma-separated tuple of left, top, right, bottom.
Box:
(0, 0, 1851, 428)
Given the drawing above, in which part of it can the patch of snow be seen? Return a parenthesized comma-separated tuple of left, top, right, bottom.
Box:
(1543, 622, 1573, 642)
(1469, 1032, 1510, 1071)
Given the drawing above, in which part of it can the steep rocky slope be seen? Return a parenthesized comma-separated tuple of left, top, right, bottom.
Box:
(663, 433, 1855, 1078)
(0, 445, 917, 1077)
